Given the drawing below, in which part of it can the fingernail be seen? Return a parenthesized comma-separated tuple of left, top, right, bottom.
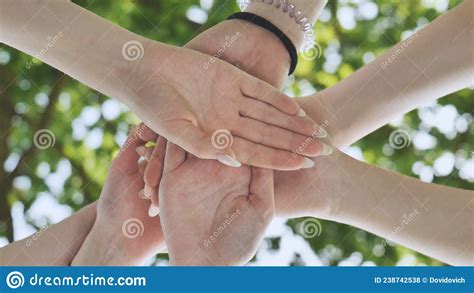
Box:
(148, 204, 160, 217)
(314, 127, 327, 138)
(297, 109, 306, 117)
(138, 189, 147, 199)
(136, 146, 146, 156)
(301, 157, 315, 169)
(144, 185, 153, 198)
(321, 144, 333, 156)
(216, 154, 242, 167)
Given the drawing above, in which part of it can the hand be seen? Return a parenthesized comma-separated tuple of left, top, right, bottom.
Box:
(72, 125, 164, 265)
(159, 142, 274, 266)
(1, 0, 322, 171)
(140, 21, 333, 213)
(185, 19, 291, 89)
(185, 21, 334, 217)
(129, 42, 324, 171)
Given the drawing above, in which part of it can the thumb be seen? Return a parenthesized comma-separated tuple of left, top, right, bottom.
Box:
(111, 125, 142, 174)
(163, 141, 186, 172)
(249, 167, 275, 217)
(166, 120, 241, 168)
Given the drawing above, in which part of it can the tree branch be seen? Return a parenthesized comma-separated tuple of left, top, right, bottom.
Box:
(0, 73, 68, 242)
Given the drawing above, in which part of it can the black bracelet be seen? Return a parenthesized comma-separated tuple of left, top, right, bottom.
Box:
(227, 12, 298, 75)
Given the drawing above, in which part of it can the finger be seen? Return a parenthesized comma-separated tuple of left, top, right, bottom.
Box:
(138, 159, 147, 174)
(163, 141, 187, 172)
(234, 117, 328, 157)
(232, 137, 315, 171)
(138, 189, 148, 199)
(137, 122, 158, 142)
(136, 145, 153, 160)
(249, 167, 274, 214)
(144, 136, 167, 199)
(112, 126, 144, 174)
(166, 119, 240, 168)
(239, 97, 318, 137)
(148, 202, 160, 217)
(150, 190, 159, 208)
(240, 76, 301, 116)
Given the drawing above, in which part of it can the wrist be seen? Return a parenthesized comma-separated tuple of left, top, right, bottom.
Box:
(186, 20, 290, 88)
(73, 219, 145, 266)
(72, 222, 121, 266)
(295, 94, 346, 149)
(319, 151, 372, 223)
(123, 40, 178, 110)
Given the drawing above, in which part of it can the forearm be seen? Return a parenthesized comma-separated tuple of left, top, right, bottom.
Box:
(301, 0, 473, 149)
(71, 222, 133, 266)
(0, 202, 96, 266)
(72, 217, 165, 266)
(0, 0, 171, 108)
(322, 153, 473, 266)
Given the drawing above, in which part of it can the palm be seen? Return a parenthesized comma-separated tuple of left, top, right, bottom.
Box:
(159, 148, 274, 265)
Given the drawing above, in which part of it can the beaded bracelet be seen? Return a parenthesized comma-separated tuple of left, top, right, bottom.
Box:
(238, 0, 316, 53)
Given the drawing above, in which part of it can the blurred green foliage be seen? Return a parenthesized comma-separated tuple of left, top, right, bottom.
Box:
(0, 0, 472, 266)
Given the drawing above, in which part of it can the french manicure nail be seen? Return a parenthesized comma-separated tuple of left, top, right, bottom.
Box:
(144, 185, 153, 198)
(216, 154, 242, 167)
(301, 157, 315, 169)
(148, 204, 160, 217)
(138, 189, 147, 199)
(314, 127, 327, 138)
(321, 144, 333, 156)
(297, 109, 306, 117)
(136, 146, 146, 156)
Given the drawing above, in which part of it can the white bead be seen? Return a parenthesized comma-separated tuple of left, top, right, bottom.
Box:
(282, 0, 289, 12)
(294, 10, 303, 22)
(288, 4, 296, 17)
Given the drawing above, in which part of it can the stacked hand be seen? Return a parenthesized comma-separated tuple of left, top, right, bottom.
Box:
(72, 126, 165, 265)
(159, 141, 274, 266)
(126, 43, 325, 170)
(3, 0, 471, 268)
(111, 21, 331, 265)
